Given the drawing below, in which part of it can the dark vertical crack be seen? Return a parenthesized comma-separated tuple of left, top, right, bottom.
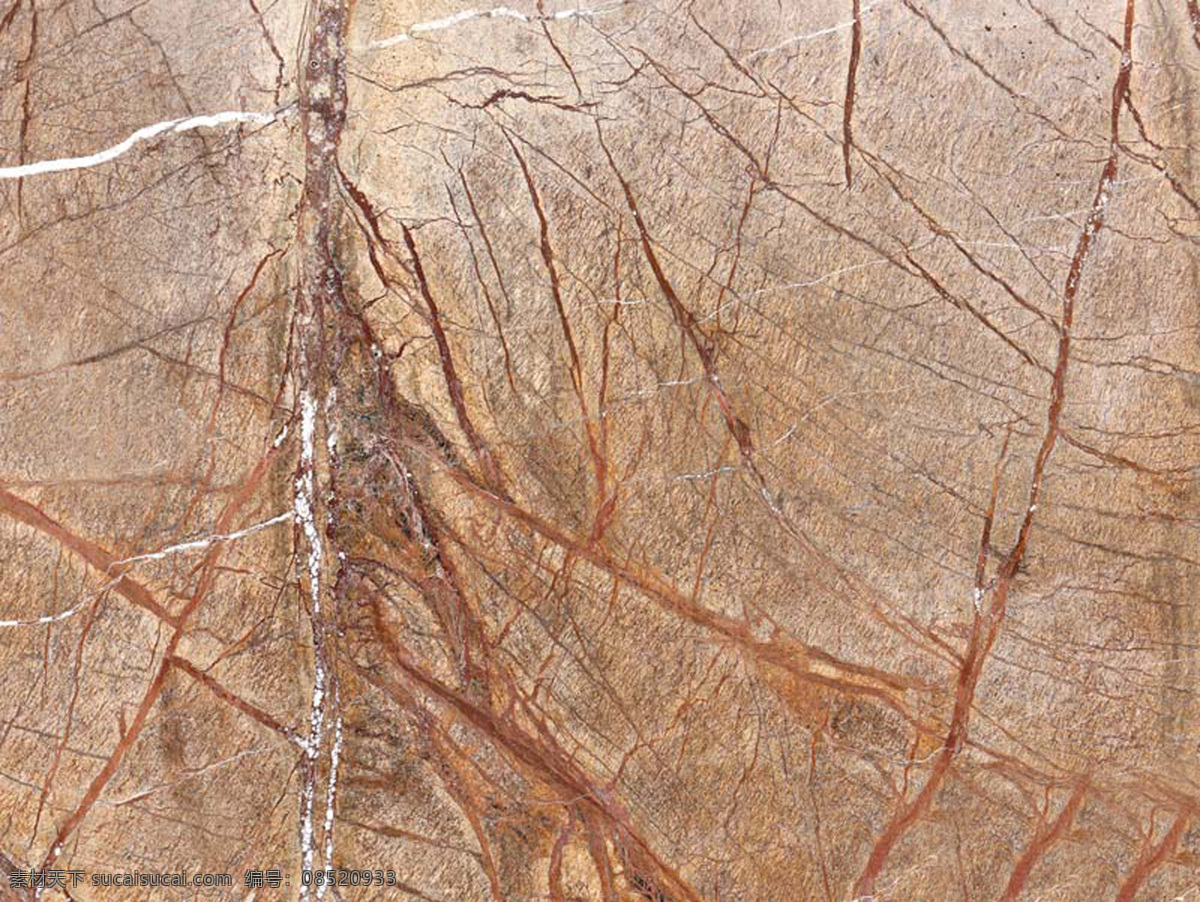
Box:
(842, 0, 862, 189)
(14, 0, 36, 230)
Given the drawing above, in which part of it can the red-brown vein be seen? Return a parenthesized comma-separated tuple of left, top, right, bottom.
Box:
(999, 780, 1088, 901)
(1114, 812, 1189, 902)
(0, 488, 176, 627)
(842, 0, 862, 189)
(851, 2, 1135, 893)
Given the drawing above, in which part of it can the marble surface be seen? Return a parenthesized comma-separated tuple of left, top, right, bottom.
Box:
(1, 0, 1199, 899)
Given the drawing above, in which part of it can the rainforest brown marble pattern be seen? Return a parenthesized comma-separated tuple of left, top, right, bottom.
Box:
(1, 0, 1199, 898)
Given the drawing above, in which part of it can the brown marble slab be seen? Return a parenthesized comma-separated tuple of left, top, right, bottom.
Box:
(1, 0, 1199, 899)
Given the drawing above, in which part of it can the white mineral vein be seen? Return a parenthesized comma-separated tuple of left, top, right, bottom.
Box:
(369, 3, 624, 49)
(0, 109, 286, 179)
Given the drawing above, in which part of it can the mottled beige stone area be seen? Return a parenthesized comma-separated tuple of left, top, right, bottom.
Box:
(1, 0, 1199, 899)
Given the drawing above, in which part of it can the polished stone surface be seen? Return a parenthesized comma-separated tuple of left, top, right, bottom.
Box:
(1, 1, 1199, 899)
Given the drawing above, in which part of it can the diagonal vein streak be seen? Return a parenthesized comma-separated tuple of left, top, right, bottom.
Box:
(0, 108, 289, 180)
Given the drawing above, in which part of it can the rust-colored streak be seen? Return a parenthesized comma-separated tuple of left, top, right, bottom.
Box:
(168, 654, 298, 741)
(584, 812, 619, 902)
(424, 728, 505, 902)
(399, 222, 505, 492)
(1114, 813, 1189, 902)
(446, 175, 517, 392)
(851, 2, 1136, 894)
(999, 780, 1088, 901)
(506, 134, 610, 505)
(37, 441, 282, 871)
(598, 136, 756, 466)
(0, 0, 23, 35)
(443, 466, 917, 703)
(548, 815, 574, 902)
(209, 246, 285, 437)
(842, 0, 862, 189)
(39, 654, 173, 868)
(27, 596, 102, 849)
(995, 0, 1133, 580)
(13, 0, 35, 229)
(360, 593, 707, 902)
(0, 487, 176, 627)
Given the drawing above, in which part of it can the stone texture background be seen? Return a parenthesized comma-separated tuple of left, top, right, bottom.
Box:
(0, 0, 1198, 899)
